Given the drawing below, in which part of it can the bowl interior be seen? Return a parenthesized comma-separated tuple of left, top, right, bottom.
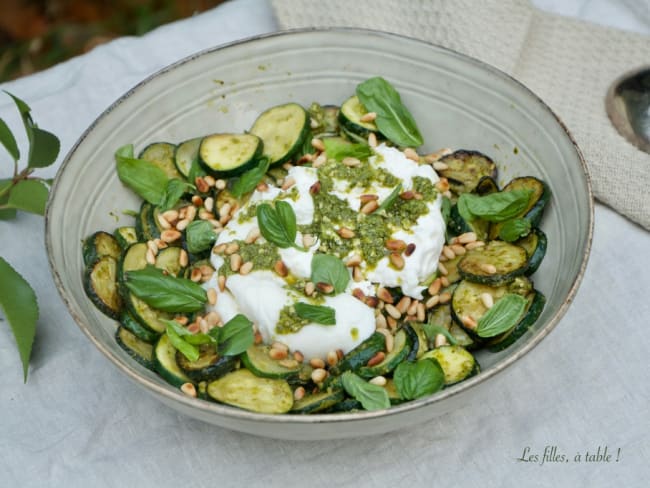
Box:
(47, 29, 592, 439)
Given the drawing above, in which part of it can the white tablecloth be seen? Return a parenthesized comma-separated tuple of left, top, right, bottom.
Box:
(1, 1, 648, 486)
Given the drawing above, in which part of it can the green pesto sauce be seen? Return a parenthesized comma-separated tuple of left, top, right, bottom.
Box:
(319, 158, 399, 191)
(276, 186, 299, 201)
(218, 240, 280, 276)
(276, 305, 309, 334)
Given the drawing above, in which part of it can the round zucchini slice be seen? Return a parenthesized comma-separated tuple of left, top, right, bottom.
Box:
(154, 334, 192, 388)
(177, 344, 237, 382)
(420, 345, 477, 386)
(516, 227, 548, 276)
(338, 95, 379, 138)
(438, 150, 497, 195)
(199, 133, 263, 177)
(487, 290, 546, 351)
(114, 226, 138, 249)
(83, 231, 121, 267)
(250, 103, 310, 166)
(241, 344, 303, 379)
(116, 326, 156, 370)
(139, 142, 182, 180)
(291, 389, 345, 414)
(207, 369, 293, 414)
(120, 310, 160, 343)
(175, 137, 202, 178)
(458, 240, 528, 286)
(357, 328, 412, 378)
(83, 256, 122, 320)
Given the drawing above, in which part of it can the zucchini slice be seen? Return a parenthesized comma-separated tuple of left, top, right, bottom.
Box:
(458, 240, 528, 286)
(155, 247, 186, 277)
(116, 326, 156, 370)
(442, 254, 464, 284)
(421, 346, 477, 385)
(250, 103, 310, 166)
(487, 290, 546, 351)
(438, 150, 497, 195)
(474, 175, 500, 195)
(207, 369, 293, 414)
(118, 242, 148, 284)
(120, 310, 159, 343)
(327, 398, 363, 413)
(329, 332, 386, 376)
(199, 133, 263, 177)
(114, 226, 138, 249)
(83, 256, 122, 319)
(489, 177, 551, 239)
(154, 334, 192, 387)
(409, 322, 429, 358)
(139, 142, 182, 180)
(383, 379, 404, 405)
(448, 203, 490, 242)
(291, 389, 345, 414)
(175, 137, 202, 179)
(338, 95, 379, 138)
(135, 202, 160, 241)
(428, 303, 478, 349)
(83, 231, 121, 267)
(177, 344, 238, 382)
(126, 293, 172, 334)
(241, 344, 303, 379)
(358, 328, 412, 378)
(516, 227, 548, 276)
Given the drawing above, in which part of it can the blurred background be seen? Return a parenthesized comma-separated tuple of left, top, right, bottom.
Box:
(0, 0, 225, 82)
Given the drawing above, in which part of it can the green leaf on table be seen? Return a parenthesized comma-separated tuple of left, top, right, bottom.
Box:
(115, 144, 169, 204)
(310, 254, 349, 294)
(185, 220, 217, 254)
(376, 183, 402, 213)
(165, 323, 199, 362)
(256, 202, 302, 249)
(422, 322, 458, 345)
(294, 302, 336, 325)
(28, 127, 60, 168)
(341, 371, 390, 411)
(356, 77, 423, 147)
(125, 266, 207, 313)
(231, 157, 270, 197)
(498, 218, 532, 242)
(322, 138, 372, 161)
(214, 314, 254, 356)
(458, 190, 532, 223)
(0, 118, 19, 161)
(0, 179, 17, 220)
(393, 358, 445, 400)
(475, 293, 528, 338)
(0, 257, 38, 382)
(6, 179, 49, 215)
(159, 178, 192, 211)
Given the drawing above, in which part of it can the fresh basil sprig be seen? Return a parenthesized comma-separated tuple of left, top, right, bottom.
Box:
(166, 322, 201, 362)
(341, 371, 390, 411)
(310, 254, 350, 294)
(498, 218, 531, 242)
(476, 293, 528, 338)
(125, 266, 207, 313)
(393, 358, 445, 400)
(376, 183, 402, 213)
(323, 138, 372, 161)
(185, 220, 217, 254)
(356, 77, 423, 147)
(294, 302, 336, 325)
(159, 179, 193, 211)
(115, 144, 169, 204)
(231, 157, 270, 197)
(457, 189, 532, 223)
(422, 322, 458, 345)
(256, 201, 306, 251)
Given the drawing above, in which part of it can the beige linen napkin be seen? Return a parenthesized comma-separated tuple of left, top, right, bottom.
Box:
(270, 0, 650, 229)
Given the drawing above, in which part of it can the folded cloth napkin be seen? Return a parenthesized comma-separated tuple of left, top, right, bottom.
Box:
(270, 0, 650, 230)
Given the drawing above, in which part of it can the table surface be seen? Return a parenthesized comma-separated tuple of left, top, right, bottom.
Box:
(1, 1, 648, 486)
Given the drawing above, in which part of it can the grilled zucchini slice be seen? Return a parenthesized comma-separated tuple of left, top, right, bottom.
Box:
(114, 226, 138, 249)
(154, 333, 192, 387)
(120, 310, 159, 343)
(338, 95, 379, 138)
(207, 369, 293, 414)
(474, 175, 499, 195)
(487, 290, 546, 351)
(241, 344, 303, 379)
(489, 177, 551, 239)
(175, 137, 202, 179)
(83, 256, 122, 319)
(83, 231, 121, 266)
(358, 328, 412, 378)
(458, 240, 528, 286)
(448, 203, 490, 242)
(421, 346, 477, 385)
(329, 332, 386, 376)
(155, 247, 186, 277)
(291, 388, 345, 414)
(250, 103, 310, 166)
(516, 227, 548, 276)
(116, 326, 155, 370)
(177, 344, 238, 382)
(199, 133, 263, 177)
(139, 142, 182, 180)
(438, 150, 497, 195)
(135, 202, 159, 241)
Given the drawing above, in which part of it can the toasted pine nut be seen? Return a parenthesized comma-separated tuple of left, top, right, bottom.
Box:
(174, 316, 189, 325)
(461, 315, 478, 330)
(162, 210, 179, 223)
(245, 227, 260, 244)
(302, 233, 316, 248)
(207, 288, 217, 306)
(185, 205, 197, 221)
(190, 268, 202, 282)
(342, 157, 361, 167)
(256, 181, 269, 192)
(312, 153, 327, 168)
(377, 287, 394, 304)
(428, 278, 442, 296)
(432, 161, 449, 171)
(367, 352, 385, 367)
(377, 328, 394, 353)
(293, 351, 304, 363)
(337, 227, 355, 239)
(294, 386, 306, 401)
(176, 218, 190, 231)
(345, 254, 362, 267)
(279, 359, 299, 369)
(316, 282, 334, 294)
(416, 302, 426, 321)
(199, 209, 214, 221)
(405, 243, 416, 257)
(440, 276, 450, 288)
(254, 331, 263, 344)
(206, 311, 221, 327)
(479, 263, 497, 274)
(304, 281, 316, 296)
(480, 293, 494, 309)
(434, 333, 449, 348)
(369, 376, 387, 386)
(361, 200, 379, 214)
(400, 190, 415, 200)
(375, 314, 388, 329)
(282, 162, 293, 171)
(195, 177, 209, 193)
(368, 132, 378, 147)
(230, 254, 242, 272)
(191, 195, 204, 207)
(181, 383, 197, 398)
(438, 262, 449, 276)
(385, 239, 407, 251)
(161, 229, 181, 243)
(219, 202, 232, 218)
(425, 294, 440, 309)
(309, 358, 325, 369)
(311, 138, 325, 152)
(360, 194, 379, 204)
(274, 260, 289, 277)
(439, 292, 452, 304)
(179, 249, 189, 267)
(387, 316, 398, 330)
(225, 242, 239, 255)
(389, 252, 405, 270)
(187, 322, 200, 334)
(239, 261, 253, 275)
(215, 179, 226, 190)
(204, 197, 214, 213)
(351, 288, 366, 302)
(465, 241, 485, 250)
(442, 245, 456, 260)
(311, 368, 328, 383)
(407, 300, 419, 317)
(396, 296, 412, 314)
(451, 244, 466, 255)
(384, 303, 401, 319)
(327, 350, 338, 367)
(281, 176, 296, 191)
(309, 181, 321, 194)
(360, 111, 377, 122)
(203, 175, 216, 187)
(436, 177, 450, 192)
(269, 348, 288, 360)
(146, 240, 158, 254)
(145, 249, 156, 265)
(218, 275, 226, 292)
(353, 266, 363, 282)
(157, 213, 172, 230)
(458, 232, 477, 244)
(403, 148, 419, 161)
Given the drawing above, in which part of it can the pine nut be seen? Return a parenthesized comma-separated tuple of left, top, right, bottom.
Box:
(293, 351, 304, 363)
(190, 268, 202, 282)
(440, 276, 450, 288)
(225, 242, 239, 255)
(438, 262, 448, 276)
(424, 148, 452, 162)
(309, 358, 325, 369)
(191, 195, 204, 207)
(179, 249, 189, 267)
(432, 161, 449, 171)
(195, 177, 209, 193)
(375, 314, 388, 329)
(361, 200, 379, 214)
(215, 179, 226, 190)
(218, 275, 226, 292)
(439, 292, 452, 304)
(312, 153, 327, 168)
(146, 240, 158, 254)
(281, 176, 296, 191)
(317, 282, 334, 294)
(245, 227, 260, 244)
(187, 323, 200, 334)
(407, 300, 419, 317)
(425, 294, 440, 309)
(428, 278, 442, 296)
(367, 352, 385, 367)
(337, 227, 355, 239)
(360, 194, 378, 204)
(377, 287, 394, 304)
(436, 177, 450, 192)
(400, 190, 415, 200)
(360, 111, 377, 122)
(145, 249, 156, 265)
(327, 350, 339, 366)
(207, 288, 217, 306)
(309, 181, 321, 194)
(442, 245, 456, 260)
(181, 383, 197, 398)
(352, 288, 366, 301)
(219, 202, 232, 218)
(480, 292, 494, 309)
(369, 376, 387, 386)
(396, 296, 411, 314)
(366, 296, 379, 308)
(279, 359, 299, 369)
(368, 132, 378, 147)
(461, 315, 477, 330)
(302, 233, 316, 247)
(458, 232, 477, 244)
(204, 197, 214, 213)
(185, 205, 197, 221)
(405, 243, 416, 257)
(157, 213, 172, 230)
(342, 157, 361, 167)
(199, 209, 214, 221)
(294, 386, 306, 401)
(269, 348, 288, 360)
(434, 333, 449, 348)
(384, 303, 401, 319)
(199, 265, 213, 277)
(451, 244, 466, 255)
(203, 175, 216, 187)
(239, 261, 253, 275)
(353, 266, 363, 282)
(176, 219, 190, 231)
(162, 210, 179, 223)
(417, 302, 426, 322)
(387, 316, 398, 330)
(311, 138, 325, 152)
(403, 148, 419, 161)
(254, 331, 263, 344)
(479, 263, 497, 274)
(465, 241, 485, 250)
(230, 254, 242, 272)
(439, 253, 448, 262)
(311, 368, 328, 383)
(282, 162, 293, 171)
(389, 252, 405, 270)
(304, 281, 315, 296)
(174, 316, 189, 325)
(376, 328, 394, 353)
(161, 229, 181, 243)
(345, 254, 362, 267)
(385, 239, 407, 251)
(256, 182, 269, 192)
(206, 311, 221, 327)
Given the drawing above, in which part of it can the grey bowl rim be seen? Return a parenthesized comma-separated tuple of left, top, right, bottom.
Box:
(45, 26, 594, 427)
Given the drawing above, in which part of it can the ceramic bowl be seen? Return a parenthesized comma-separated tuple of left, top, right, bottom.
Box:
(46, 28, 593, 440)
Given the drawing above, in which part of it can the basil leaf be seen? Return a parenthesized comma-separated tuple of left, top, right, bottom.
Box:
(341, 371, 390, 411)
(356, 77, 423, 147)
(376, 183, 402, 213)
(188, 158, 207, 183)
(185, 220, 217, 254)
(322, 138, 372, 161)
(6, 179, 49, 215)
(275, 200, 297, 244)
(256, 203, 294, 248)
(115, 144, 169, 204)
(0, 257, 38, 382)
(159, 179, 192, 211)
(215, 314, 254, 356)
(166, 324, 199, 362)
(498, 218, 532, 242)
(125, 266, 207, 313)
(394, 359, 445, 400)
(294, 302, 336, 325)
(422, 323, 458, 345)
(311, 254, 350, 294)
(476, 293, 528, 338)
(458, 190, 532, 223)
(231, 157, 270, 197)
(440, 196, 452, 224)
(164, 319, 215, 345)
(0, 117, 19, 160)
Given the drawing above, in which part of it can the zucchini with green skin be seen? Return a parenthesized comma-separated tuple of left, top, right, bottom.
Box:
(207, 369, 293, 414)
(199, 133, 263, 177)
(116, 326, 156, 370)
(489, 177, 551, 239)
(120, 310, 159, 343)
(175, 137, 202, 178)
(118, 242, 147, 284)
(250, 103, 310, 166)
(409, 322, 429, 358)
(241, 344, 303, 379)
(420, 345, 477, 385)
(458, 240, 528, 286)
(448, 203, 490, 242)
(328, 332, 386, 376)
(428, 302, 479, 349)
(487, 290, 546, 351)
(474, 175, 500, 195)
(516, 228, 548, 276)
(155, 247, 186, 277)
(114, 226, 138, 249)
(154, 333, 193, 387)
(438, 150, 498, 195)
(358, 328, 412, 378)
(338, 95, 380, 139)
(177, 344, 238, 382)
(135, 202, 159, 241)
(139, 142, 182, 180)
(84, 256, 122, 319)
(83, 231, 121, 266)
(291, 388, 345, 414)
